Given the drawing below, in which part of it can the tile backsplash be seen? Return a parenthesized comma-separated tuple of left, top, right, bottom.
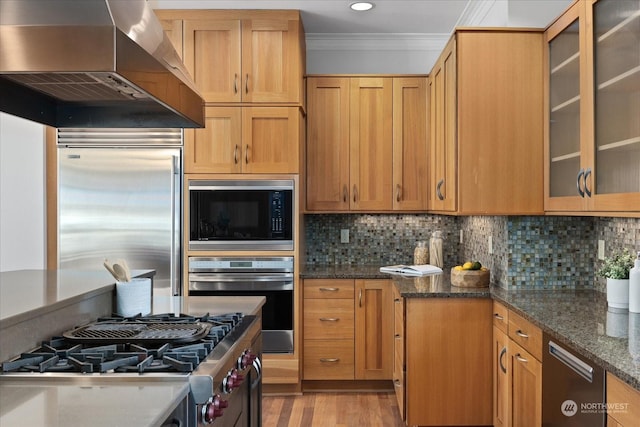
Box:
(304, 213, 640, 292)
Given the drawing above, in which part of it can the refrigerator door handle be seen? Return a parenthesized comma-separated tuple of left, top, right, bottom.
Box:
(171, 154, 182, 296)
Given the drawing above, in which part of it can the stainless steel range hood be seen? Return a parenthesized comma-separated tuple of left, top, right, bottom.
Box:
(0, 0, 204, 128)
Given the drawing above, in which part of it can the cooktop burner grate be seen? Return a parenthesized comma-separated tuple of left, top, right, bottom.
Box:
(63, 322, 213, 344)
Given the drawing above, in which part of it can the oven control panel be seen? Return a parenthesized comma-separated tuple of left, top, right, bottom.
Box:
(189, 257, 294, 272)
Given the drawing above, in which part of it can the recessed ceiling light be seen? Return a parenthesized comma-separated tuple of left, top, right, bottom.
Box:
(350, 2, 374, 12)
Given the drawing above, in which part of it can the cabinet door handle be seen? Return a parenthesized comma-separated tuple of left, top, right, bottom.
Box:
(343, 185, 349, 203)
(319, 287, 339, 292)
(233, 73, 238, 94)
(499, 346, 507, 374)
(515, 353, 528, 363)
(436, 179, 445, 200)
(395, 334, 401, 338)
(494, 313, 504, 321)
(233, 144, 239, 164)
(353, 185, 358, 203)
(396, 184, 402, 202)
(516, 330, 529, 339)
(245, 73, 249, 94)
(319, 317, 339, 322)
(576, 169, 585, 197)
(359, 289, 362, 307)
(320, 358, 339, 363)
(393, 379, 402, 387)
(245, 144, 250, 164)
(394, 298, 401, 303)
(584, 167, 592, 197)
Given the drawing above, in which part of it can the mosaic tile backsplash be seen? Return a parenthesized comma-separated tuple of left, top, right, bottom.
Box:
(304, 214, 640, 292)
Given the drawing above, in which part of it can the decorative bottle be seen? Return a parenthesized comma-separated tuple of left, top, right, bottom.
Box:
(629, 252, 640, 313)
(429, 231, 444, 268)
(414, 241, 429, 265)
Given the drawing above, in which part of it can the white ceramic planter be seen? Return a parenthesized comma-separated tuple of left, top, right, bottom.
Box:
(607, 278, 630, 309)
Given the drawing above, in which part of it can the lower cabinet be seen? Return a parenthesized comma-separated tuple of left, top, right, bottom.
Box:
(302, 279, 393, 381)
(395, 291, 492, 426)
(607, 372, 640, 427)
(493, 301, 543, 427)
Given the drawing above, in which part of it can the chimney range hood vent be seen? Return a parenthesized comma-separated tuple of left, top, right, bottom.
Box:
(0, 0, 204, 128)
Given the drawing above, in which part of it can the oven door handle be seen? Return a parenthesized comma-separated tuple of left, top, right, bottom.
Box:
(251, 356, 262, 387)
(189, 273, 294, 291)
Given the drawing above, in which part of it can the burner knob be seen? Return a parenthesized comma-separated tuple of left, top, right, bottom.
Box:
(202, 395, 228, 424)
(222, 368, 245, 393)
(237, 349, 257, 370)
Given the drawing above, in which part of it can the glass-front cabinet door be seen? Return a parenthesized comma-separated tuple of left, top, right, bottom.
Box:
(545, 2, 587, 211)
(545, 0, 640, 213)
(590, 0, 640, 211)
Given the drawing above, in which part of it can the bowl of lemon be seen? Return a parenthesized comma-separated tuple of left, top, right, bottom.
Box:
(451, 261, 490, 288)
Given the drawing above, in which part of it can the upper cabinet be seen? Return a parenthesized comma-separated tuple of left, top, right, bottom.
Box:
(545, 0, 640, 214)
(429, 29, 545, 215)
(306, 75, 428, 212)
(154, 10, 305, 105)
(184, 106, 301, 174)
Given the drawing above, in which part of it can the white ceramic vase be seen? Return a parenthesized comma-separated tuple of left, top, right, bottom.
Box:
(607, 278, 630, 309)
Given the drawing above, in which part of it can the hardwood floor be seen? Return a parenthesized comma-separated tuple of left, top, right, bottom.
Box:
(262, 392, 405, 427)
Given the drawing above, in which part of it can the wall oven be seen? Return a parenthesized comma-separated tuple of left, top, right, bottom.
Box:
(189, 179, 294, 251)
(189, 257, 294, 354)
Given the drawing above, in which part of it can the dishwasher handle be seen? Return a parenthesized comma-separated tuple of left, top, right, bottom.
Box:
(548, 340, 594, 383)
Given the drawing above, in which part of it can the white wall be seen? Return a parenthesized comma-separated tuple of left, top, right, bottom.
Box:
(0, 113, 46, 271)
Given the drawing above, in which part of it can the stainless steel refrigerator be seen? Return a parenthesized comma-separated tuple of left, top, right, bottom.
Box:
(57, 128, 182, 305)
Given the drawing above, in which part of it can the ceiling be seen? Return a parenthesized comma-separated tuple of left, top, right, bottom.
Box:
(149, 0, 472, 35)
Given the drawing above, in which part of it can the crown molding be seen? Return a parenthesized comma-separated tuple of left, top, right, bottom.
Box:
(306, 33, 450, 51)
(455, 0, 500, 27)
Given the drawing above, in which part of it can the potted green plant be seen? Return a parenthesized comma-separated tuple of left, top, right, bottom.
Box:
(597, 248, 635, 309)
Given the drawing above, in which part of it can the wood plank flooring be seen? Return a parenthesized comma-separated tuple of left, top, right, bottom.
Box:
(262, 392, 405, 427)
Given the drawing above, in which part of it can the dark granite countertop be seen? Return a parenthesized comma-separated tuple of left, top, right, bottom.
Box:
(301, 264, 640, 391)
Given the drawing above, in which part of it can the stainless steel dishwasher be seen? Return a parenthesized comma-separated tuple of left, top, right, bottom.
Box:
(542, 333, 605, 426)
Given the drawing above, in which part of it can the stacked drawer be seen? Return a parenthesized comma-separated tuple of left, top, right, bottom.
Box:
(303, 279, 355, 379)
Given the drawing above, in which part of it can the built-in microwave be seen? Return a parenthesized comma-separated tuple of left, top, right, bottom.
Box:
(188, 179, 294, 251)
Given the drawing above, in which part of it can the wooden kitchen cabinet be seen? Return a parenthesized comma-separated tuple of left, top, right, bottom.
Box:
(306, 76, 427, 212)
(607, 372, 640, 427)
(302, 279, 393, 382)
(545, 0, 640, 214)
(428, 29, 545, 215)
(392, 285, 405, 420)
(184, 106, 301, 174)
(354, 279, 393, 380)
(395, 292, 492, 426)
(492, 302, 509, 427)
(154, 10, 305, 104)
(492, 301, 543, 427)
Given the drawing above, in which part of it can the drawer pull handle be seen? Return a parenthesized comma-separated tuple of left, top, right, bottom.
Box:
(319, 317, 339, 322)
(393, 379, 401, 387)
(395, 334, 401, 338)
(394, 298, 401, 302)
(516, 330, 529, 339)
(494, 313, 504, 320)
(319, 287, 339, 292)
(515, 353, 528, 363)
(320, 358, 339, 363)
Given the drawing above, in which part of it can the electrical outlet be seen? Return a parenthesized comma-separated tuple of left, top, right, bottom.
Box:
(340, 229, 350, 244)
(459, 230, 464, 244)
(488, 236, 493, 254)
(598, 240, 605, 260)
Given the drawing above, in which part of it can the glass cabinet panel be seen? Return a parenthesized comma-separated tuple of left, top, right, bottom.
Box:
(593, 0, 640, 195)
(549, 19, 581, 198)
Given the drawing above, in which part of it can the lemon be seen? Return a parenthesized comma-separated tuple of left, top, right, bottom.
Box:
(454, 265, 463, 271)
(462, 262, 473, 270)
